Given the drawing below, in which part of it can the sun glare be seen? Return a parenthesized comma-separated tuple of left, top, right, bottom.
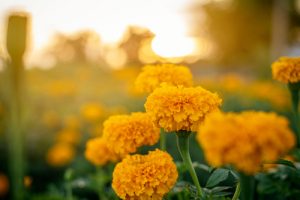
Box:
(151, 35, 196, 58)
(0, 0, 204, 66)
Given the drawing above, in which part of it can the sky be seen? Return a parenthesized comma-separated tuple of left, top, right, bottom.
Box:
(0, 0, 200, 48)
(0, 0, 207, 61)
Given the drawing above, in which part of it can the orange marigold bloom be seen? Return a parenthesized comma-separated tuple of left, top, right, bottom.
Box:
(56, 129, 81, 145)
(85, 137, 119, 166)
(135, 63, 193, 93)
(80, 102, 103, 122)
(112, 149, 178, 200)
(197, 111, 296, 174)
(272, 57, 300, 83)
(103, 112, 160, 157)
(46, 143, 75, 167)
(145, 84, 222, 132)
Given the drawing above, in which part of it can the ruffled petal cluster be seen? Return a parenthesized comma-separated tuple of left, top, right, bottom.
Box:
(272, 57, 300, 83)
(103, 112, 160, 156)
(85, 137, 119, 166)
(197, 111, 296, 174)
(112, 149, 178, 200)
(145, 85, 222, 132)
(135, 63, 193, 93)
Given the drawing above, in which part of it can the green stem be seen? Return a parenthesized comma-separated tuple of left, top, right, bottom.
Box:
(239, 173, 255, 200)
(66, 182, 73, 200)
(176, 131, 203, 198)
(232, 181, 241, 200)
(96, 167, 107, 200)
(288, 83, 300, 146)
(6, 14, 28, 200)
(64, 169, 73, 200)
(160, 128, 166, 150)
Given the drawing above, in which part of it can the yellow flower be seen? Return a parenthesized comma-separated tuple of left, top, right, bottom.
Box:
(56, 129, 81, 145)
(85, 137, 119, 166)
(272, 57, 300, 83)
(80, 103, 103, 122)
(145, 84, 222, 132)
(197, 111, 296, 174)
(103, 112, 160, 156)
(112, 149, 178, 200)
(46, 143, 75, 167)
(249, 81, 289, 109)
(135, 63, 193, 93)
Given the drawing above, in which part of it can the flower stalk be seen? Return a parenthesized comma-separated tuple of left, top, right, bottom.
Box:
(96, 167, 107, 200)
(160, 128, 166, 150)
(64, 169, 74, 200)
(6, 14, 28, 200)
(176, 131, 203, 197)
(288, 82, 300, 146)
(239, 173, 255, 200)
(232, 181, 241, 200)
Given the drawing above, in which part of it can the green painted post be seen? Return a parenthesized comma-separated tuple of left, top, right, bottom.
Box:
(6, 13, 28, 200)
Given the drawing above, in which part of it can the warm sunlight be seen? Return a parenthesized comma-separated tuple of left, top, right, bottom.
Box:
(151, 35, 197, 58)
(2, 1, 300, 200)
(0, 0, 203, 64)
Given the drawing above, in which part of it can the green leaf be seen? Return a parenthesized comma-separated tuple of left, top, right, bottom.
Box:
(206, 169, 229, 188)
(291, 148, 300, 161)
(275, 159, 296, 168)
(210, 186, 232, 194)
(192, 162, 213, 172)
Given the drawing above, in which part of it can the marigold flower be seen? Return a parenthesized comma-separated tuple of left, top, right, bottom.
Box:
(46, 143, 75, 167)
(103, 112, 159, 156)
(80, 102, 103, 122)
(56, 129, 81, 145)
(112, 149, 178, 200)
(85, 137, 119, 166)
(145, 84, 222, 132)
(272, 57, 300, 83)
(197, 111, 296, 174)
(135, 63, 193, 93)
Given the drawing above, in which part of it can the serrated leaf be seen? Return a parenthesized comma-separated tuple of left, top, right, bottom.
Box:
(206, 168, 229, 188)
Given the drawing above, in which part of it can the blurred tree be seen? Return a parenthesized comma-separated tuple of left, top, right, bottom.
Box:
(119, 26, 155, 66)
(44, 30, 105, 65)
(188, 0, 277, 67)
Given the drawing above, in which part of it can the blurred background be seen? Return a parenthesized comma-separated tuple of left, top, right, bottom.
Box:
(0, 0, 300, 199)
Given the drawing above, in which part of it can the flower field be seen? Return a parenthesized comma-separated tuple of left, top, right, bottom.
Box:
(1, 1, 300, 200)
